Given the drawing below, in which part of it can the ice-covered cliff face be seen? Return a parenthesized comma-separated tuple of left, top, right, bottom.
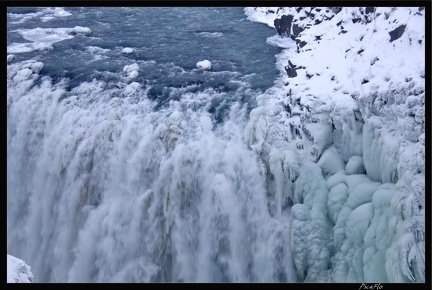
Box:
(244, 7, 425, 282)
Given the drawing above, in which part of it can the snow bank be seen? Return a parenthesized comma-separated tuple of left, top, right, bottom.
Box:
(245, 7, 425, 282)
(7, 255, 33, 283)
(196, 60, 212, 71)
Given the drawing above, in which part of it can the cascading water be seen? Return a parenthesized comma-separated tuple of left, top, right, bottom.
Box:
(7, 7, 298, 282)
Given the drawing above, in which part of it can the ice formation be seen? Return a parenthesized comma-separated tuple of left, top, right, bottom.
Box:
(122, 47, 134, 53)
(7, 26, 92, 54)
(7, 255, 34, 283)
(196, 60, 212, 70)
(8, 7, 71, 24)
(244, 7, 425, 282)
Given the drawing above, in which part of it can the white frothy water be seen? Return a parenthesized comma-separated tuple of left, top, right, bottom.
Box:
(7, 54, 297, 281)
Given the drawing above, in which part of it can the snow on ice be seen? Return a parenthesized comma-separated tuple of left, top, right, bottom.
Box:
(245, 7, 425, 282)
(7, 255, 33, 283)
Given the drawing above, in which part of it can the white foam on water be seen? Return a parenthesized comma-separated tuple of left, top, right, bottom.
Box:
(7, 57, 297, 282)
(195, 32, 224, 38)
(123, 63, 140, 79)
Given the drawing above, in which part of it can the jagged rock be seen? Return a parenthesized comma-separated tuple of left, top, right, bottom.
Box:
(305, 10, 315, 18)
(365, 7, 375, 14)
(285, 60, 298, 78)
(296, 39, 308, 48)
(371, 57, 379, 65)
(325, 14, 336, 21)
(274, 15, 294, 37)
(285, 103, 291, 113)
(389, 24, 406, 42)
(292, 23, 305, 38)
(330, 7, 343, 14)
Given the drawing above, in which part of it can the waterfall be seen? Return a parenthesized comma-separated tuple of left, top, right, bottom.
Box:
(7, 57, 297, 282)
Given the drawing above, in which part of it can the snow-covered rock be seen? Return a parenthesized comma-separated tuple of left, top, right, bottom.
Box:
(7, 255, 33, 283)
(196, 60, 212, 70)
(245, 6, 425, 283)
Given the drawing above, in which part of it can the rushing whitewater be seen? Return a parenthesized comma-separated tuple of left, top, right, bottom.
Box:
(7, 7, 296, 282)
(7, 6, 425, 283)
